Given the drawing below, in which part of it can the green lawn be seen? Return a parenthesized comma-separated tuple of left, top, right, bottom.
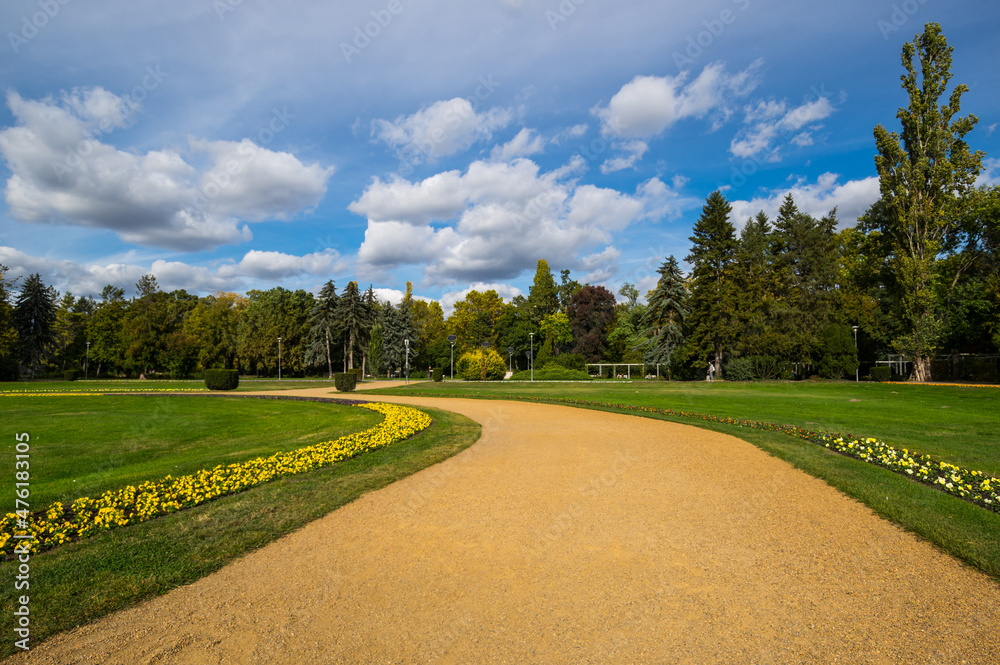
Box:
(2, 395, 381, 508)
(0, 395, 480, 657)
(369, 379, 1000, 581)
(371, 379, 1000, 475)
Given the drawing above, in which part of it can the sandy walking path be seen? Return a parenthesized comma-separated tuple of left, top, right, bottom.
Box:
(10, 388, 1000, 664)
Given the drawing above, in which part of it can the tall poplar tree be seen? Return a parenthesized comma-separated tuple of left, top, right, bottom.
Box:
(527, 259, 559, 324)
(869, 22, 984, 381)
(684, 191, 738, 376)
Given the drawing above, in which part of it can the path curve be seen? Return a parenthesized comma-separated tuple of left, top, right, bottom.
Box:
(10, 388, 1000, 664)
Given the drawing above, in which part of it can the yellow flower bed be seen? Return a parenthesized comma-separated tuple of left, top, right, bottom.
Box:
(1, 402, 430, 556)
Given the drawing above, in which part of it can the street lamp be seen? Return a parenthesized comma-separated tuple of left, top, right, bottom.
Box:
(448, 334, 456, 380)
(507, 347, 514, 374)
(852, 325, 859, 383)
(85, 341, 90, 381)
(278, 337, 282, 381)
(404, 338, 410, 385)
(529, 332, 534, 382)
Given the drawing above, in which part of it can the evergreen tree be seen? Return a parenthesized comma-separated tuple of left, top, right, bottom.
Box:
(642, 255, 689, 372)
(684, 191, 738, 377)
(869, 22, 984, 380)
(527, 259, 559, 324)
(732, 212, 777, 356)
(367, 319, 385, 378)
(771, 195, 839, 365)
(307, 280, 338, 378)
(0, 266, 20, 380)
(338, 281, 370, 371)
(13, 273, 57, 378)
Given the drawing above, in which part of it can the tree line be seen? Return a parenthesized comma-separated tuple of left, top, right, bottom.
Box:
(0, 24, 996, 382)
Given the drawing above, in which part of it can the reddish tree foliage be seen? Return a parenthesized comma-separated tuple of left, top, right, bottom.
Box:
(567, 285, 616, 361)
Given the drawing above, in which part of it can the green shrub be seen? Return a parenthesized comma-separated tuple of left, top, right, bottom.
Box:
(63, 370, 79, 382)
(552, 352, 586, 372)
(871, 366, 891, 382)
(432, 367, 443, 382)
(725, 357, 755, 381)
(349, 368, 363, 382)
(204, 369, 239, 390)
(334, 372, 357, 392)
(457, 348, 506, 380)
(750, 355, 783, 380)
(818, 324, 859, 379)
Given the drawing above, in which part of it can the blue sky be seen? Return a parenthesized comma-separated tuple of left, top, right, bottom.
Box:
(1, 0, 998, 313)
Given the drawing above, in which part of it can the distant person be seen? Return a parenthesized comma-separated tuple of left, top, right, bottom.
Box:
(708, 361, 715, 382)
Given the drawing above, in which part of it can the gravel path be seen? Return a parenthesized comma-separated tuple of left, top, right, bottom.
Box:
(10, 389, 1000, 664)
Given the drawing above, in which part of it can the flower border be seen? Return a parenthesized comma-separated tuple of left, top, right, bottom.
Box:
(2, 395, 431, 557)
(429, 392, 1000, 513)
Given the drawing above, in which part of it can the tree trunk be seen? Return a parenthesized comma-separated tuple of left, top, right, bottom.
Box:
(347, 330, 354, 370)
(325, 329, 332, 379)
(715, 344, 723, 380)
(910, 355, 932, 382)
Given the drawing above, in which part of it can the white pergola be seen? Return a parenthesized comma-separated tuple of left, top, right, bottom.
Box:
(587, 363, 663, 379)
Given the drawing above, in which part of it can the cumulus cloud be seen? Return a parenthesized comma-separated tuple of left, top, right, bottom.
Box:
(729, 96, 835, 160)
(594, 61, 761, 140)
(977, 157, 1000, 186)
(0, 246, 346, 298)
(600, 140, 648, 173)
(438, 282, 524, 317)
(350, 157, 682, 286)
(0, 88, 333, 252)
(490, 128, 546, 161)
(371, 98, 513, 164)
(729, 173, 880, 229)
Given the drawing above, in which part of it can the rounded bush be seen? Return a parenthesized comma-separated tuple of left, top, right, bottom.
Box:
(457, 348, 506, 381)
(63, 369, 79, 382)
(204, 369, 239, 391)
(432, 367, 443, 382)
(334, 372, 357, 392)
(871, 366, 891, 382)
(724, 357, 755, 382)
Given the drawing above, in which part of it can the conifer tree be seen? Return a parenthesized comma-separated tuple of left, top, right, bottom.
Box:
(684, 191, 738, 377)
(527, 259, 559, 324)
(307, 280, 339, 378)
(14, 273, 57, 378)
(641, 255, 688, 371)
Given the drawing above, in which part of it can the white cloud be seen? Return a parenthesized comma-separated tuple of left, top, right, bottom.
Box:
(0, 246, 347, 298)
(729, 173, 880, 229)
(350, 158, 683, 286)
(594, 61, 761, 140)
(438, 282, 524, 317)
(371, 98, 513, 163)
(0, 88, 333, 252)
(600, 140, 649, 173)
(551, 124, 589, 145)
(216, 248, 347, 280)
(977, 157, 1000, 186)
(730, 96, 834, 160)
(490, 128, 546, 161)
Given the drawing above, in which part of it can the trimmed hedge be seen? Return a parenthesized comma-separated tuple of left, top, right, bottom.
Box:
(871, 366, 891, 382)
(63, 370, 79, 381)
(334, 372, 357, 392)
(432, 367, 443, 382)
(204, 369, 239, 391)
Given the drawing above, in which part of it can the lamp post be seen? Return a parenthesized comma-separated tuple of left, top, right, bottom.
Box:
(85, 341, 90, 381)
(448, 334, 456, 380)
(852, 325, 859, 383)
(278, 337, 282, 381)
(529, 332, 534, 382)
(404, 338, 410, 385)
(507, 347, 513, 374)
